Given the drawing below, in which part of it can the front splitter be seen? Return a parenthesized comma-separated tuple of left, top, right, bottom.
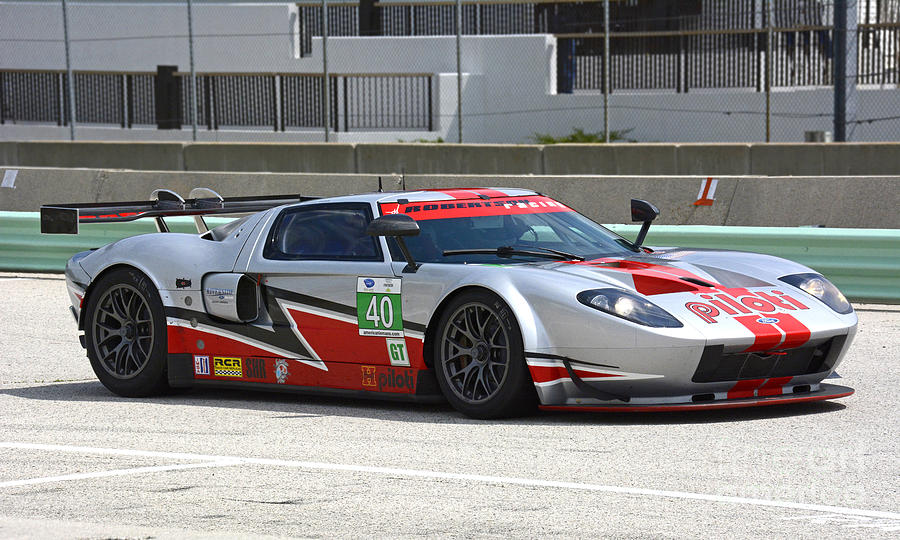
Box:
(539, 383, 854, 413)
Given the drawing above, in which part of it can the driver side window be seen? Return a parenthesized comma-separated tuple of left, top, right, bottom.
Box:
(264, 204, 382, 261)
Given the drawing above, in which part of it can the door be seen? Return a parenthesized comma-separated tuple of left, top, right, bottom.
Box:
(245, 202, 414, 391)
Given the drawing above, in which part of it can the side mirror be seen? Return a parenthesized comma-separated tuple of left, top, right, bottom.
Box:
(366, 214, 420, 237)
(630, 199, 659, 249)
(631, 199, 659, 223)
(367, 214, 420, 272)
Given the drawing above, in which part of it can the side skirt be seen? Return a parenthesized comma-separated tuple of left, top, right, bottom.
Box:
(167, 353, 445, 404)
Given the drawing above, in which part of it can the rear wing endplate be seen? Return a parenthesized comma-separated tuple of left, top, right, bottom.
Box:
(41, 188, 317, 234)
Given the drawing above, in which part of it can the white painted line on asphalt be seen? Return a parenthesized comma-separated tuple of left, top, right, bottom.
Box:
(0, 459, 240, 488)
(2, 441, 898, 522)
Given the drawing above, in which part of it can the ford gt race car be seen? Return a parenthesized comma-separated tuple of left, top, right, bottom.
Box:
(41, 187, 856, 418)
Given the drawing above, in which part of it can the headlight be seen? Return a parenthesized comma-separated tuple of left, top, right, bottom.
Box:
(779, 273, 852, 314)
(577, 289, 683, 328)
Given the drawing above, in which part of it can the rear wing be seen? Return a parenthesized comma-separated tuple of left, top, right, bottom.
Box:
(41, 188, 317, 234)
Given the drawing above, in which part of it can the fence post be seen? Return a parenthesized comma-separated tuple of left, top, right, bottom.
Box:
(603, 0, 610, 142)
(322, 0, 330, 141)
(343, 76, 349, 132)
(272, 75, 278, 132)
(427, 75, 433, 132)
(456, 0, 463, 142)
(765, 0, 773, 142)
(186, 0, 198, 140)
(834, 0, 858, 141)
(60, 0, 76, 140)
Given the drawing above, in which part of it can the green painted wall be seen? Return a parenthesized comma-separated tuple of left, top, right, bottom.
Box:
(2, 212, 897, 303)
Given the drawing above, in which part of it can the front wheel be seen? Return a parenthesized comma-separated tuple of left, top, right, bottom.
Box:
(433, 290, 536, 418)
(83, 267, 169, 397)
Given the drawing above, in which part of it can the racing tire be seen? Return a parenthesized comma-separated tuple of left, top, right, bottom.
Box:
(83, 267, 170, 397)
(433, 290, 537, 419)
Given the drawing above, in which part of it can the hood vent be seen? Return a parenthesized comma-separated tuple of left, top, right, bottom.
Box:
(680, 276, 717, 288)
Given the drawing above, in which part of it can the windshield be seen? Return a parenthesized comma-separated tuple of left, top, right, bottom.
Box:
(380, 195, 637, 264)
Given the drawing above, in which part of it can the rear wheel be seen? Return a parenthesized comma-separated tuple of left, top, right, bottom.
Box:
(83, 268, 169, 397)
(433, 290, 536, 418)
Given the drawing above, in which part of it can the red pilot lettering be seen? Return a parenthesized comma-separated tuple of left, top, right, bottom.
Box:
(739, 296, 777, 312)
(779, 293, 810, 310)
(755, 291, 797, 310)
(709, 298, 740, 315)
(685, 302, 720, 323)
(714, 294, 752, 314)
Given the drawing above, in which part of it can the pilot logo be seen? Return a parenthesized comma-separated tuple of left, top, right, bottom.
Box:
(379, 367, 415, 392)
(274, 359, 289, 384)
(213, 357, 242, 377)
(685, 289, 809, 324)
(193, 355, 210, 375)
(361, 366, 377, 387)
(757, 317, 780, 324)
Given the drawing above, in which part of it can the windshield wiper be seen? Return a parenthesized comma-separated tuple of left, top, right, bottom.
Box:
(443, 246, 585, 261)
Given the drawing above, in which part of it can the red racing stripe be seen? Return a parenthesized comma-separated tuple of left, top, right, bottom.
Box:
(528, 365, 621, 384)
(572, 258, 719, 296)
(773, 313, 812, 349)
(757, 377, 793, 397)
(528, 364, 569, 384)
(631, 274, 702, 295)
(727, 378, 765, 399)
(734, 315, 784, 352)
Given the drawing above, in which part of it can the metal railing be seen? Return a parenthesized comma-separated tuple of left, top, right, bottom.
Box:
(0, 70, 434, 132)
(558, 22, 899, 92)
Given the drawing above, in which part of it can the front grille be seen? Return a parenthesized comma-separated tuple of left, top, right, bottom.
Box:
(692, 335, 846, 383)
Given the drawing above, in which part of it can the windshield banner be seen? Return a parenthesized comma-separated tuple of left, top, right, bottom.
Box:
(379, 196, 573, 221)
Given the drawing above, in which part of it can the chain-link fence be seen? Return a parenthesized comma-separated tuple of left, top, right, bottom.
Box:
(0, 0, 897, 143)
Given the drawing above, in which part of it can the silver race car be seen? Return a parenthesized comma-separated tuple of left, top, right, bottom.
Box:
(41, 187, 856, 418)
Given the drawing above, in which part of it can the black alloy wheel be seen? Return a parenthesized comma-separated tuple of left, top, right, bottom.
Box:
(434, 290, 536, 418)
(84, 268, 169, 397)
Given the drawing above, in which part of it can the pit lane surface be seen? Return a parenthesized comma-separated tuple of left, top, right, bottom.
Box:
(1, 273, 897, 539)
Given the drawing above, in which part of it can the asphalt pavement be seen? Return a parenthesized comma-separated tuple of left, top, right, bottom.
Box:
(0, 273, 897, 539)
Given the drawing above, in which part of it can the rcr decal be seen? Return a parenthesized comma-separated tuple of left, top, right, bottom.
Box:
(357, 277, 403, 337)
(685, 289, 808, 324)
(213, 357, 242, 377)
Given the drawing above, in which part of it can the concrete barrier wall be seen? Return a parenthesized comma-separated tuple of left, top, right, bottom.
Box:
(2, 141, 900, 176)
(2, 167, 898, 229)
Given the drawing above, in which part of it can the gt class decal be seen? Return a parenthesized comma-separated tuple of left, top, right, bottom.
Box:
(386, 338, 410, 366)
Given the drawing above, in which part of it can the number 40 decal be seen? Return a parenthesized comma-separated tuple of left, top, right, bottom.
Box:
(357, 277, 404, 337)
